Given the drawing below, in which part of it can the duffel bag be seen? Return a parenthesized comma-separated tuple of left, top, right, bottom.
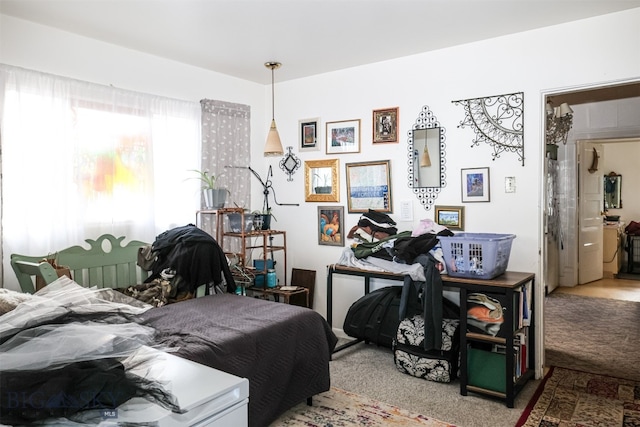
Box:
(393, 316, 460, 383)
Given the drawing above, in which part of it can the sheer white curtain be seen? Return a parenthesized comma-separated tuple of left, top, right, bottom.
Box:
(0, 65, 201, 288)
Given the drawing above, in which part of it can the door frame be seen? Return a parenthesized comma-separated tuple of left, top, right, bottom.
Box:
(540, 77, 640, 378)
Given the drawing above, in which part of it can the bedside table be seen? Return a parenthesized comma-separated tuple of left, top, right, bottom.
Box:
(248, 285, 309, 307)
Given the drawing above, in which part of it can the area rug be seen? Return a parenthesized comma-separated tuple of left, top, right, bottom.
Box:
(516, 366, 640, 427)
(270, 387, 456, 426)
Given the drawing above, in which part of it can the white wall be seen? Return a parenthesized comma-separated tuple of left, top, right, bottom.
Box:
(268, 9, 640, 330)
(2, 7, 640, 376)
(604, 141, 640, 223)
(0, 14, 267, 186)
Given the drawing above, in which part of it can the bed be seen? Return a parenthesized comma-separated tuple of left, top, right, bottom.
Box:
(140, 292, 338, 427)
(1, 278, 337, 427)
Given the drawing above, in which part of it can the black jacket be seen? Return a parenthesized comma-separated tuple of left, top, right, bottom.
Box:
(147, 224, 235, 294)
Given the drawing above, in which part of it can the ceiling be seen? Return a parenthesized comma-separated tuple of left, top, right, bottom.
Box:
(2, 0, 640, 85)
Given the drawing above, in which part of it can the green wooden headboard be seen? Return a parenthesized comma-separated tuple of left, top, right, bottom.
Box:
(11, 234, 150, 294)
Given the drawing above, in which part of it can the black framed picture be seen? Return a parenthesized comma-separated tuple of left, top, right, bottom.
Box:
(299, 118, 320, 151)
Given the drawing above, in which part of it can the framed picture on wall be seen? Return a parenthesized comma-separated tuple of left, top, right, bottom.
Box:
(304, 159, 340, 202)
(372, 107, 398, 143)
(346, 160, 392, 213)
(461, 167, 490, 202)
(326, 119, 361, 154)
(434, 205, 465, 230)
(317, 206, 344, 246)
(299, 118, 320, 151)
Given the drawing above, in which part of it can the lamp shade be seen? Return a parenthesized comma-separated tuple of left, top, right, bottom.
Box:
(264, 119, 284, 156)
(420, 147, 431, 167)
(546, 102, 554, 115)
(557, 102, 573, 117)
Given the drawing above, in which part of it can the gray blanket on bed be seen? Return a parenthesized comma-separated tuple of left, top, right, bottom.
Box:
(140, 293, 338, 427)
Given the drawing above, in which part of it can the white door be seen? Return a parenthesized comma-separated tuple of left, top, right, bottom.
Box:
(578, 141, 604, 284)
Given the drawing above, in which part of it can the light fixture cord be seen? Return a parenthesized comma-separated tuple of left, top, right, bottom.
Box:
(271, 66, 275, 121)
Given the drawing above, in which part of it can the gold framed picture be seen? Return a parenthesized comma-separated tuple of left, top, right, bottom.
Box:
(304, 159, 340, 202)
(434, 205, 465, 230)
(373, 107, 398, 143)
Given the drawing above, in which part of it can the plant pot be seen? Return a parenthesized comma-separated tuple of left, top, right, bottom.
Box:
(259, 214, 272, 230)
(228, 212, 254, 233)
(315, 186, 332, 194)
(203, 188, 227, 209)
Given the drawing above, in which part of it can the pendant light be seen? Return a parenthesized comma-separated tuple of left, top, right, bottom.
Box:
(264, 61, 284, 156)
(420, 145, 432, 167)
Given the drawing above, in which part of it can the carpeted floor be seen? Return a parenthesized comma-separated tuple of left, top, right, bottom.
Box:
(271, 387, 456, 426)
(271, 292, 639, 426)
(544, 292, 640, 382)
(516, 366, 640, 427)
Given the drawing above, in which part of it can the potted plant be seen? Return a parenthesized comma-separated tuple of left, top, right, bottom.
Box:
(227, 209, 255, 233)
(252, 208, 277, 230)
(313, 171, 332, 194)
(190, 169, 229, 209)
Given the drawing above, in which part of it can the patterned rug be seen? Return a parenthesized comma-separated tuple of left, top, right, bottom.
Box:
(516, 366, 640, 427)
(270, 387, 456, 426)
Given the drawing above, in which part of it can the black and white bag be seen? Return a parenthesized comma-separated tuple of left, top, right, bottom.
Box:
(393, 316, 460, 383)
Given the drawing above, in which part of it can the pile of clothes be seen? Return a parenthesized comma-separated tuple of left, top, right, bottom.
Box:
(131, 224, 235, 305)
(626, 220, 640, 236)
(343, 210, 456, 351)
(347, 210, 398, 242)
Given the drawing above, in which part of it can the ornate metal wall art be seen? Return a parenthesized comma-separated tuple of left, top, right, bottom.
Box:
(279, 146, 301, 181)
(406, 105, 447, 211)
(452, 92, 525, 166)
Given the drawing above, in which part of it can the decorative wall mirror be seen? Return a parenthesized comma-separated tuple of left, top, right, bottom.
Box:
(304, 159, 340, 202)
(604, 172, 622, 209)
(279, 146, 301, 181)
(412, 128, 441, 187)
(407, 105, 446, 210)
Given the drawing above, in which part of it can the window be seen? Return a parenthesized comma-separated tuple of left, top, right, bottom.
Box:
(1, 65, 201, 285)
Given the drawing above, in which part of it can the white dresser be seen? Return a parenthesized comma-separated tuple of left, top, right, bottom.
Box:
(603, 222, 624, 278)
(102, 349, 249, 427)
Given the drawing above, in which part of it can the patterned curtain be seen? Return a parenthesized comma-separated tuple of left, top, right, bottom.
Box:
(200, 99, 251, 208)
(200, 100, 251, 254)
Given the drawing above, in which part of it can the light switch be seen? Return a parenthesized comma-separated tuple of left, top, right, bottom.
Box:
(505, 177, 516, 193)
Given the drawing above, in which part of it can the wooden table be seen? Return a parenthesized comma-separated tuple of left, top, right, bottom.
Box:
(326, 264, 535, 408)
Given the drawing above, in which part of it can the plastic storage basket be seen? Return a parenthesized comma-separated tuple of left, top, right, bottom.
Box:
(438, 233, 516, 280)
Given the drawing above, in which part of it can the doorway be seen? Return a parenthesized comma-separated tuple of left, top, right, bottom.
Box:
(542, 81, 640, 384)
(544, 80, 640, 294)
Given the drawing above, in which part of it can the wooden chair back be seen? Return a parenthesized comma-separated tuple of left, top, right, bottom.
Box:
(289, 268, 316, 309)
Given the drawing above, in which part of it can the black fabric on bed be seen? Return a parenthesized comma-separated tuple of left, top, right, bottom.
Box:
(140, 293, 338, 427)
(147, 224, 236, 294)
